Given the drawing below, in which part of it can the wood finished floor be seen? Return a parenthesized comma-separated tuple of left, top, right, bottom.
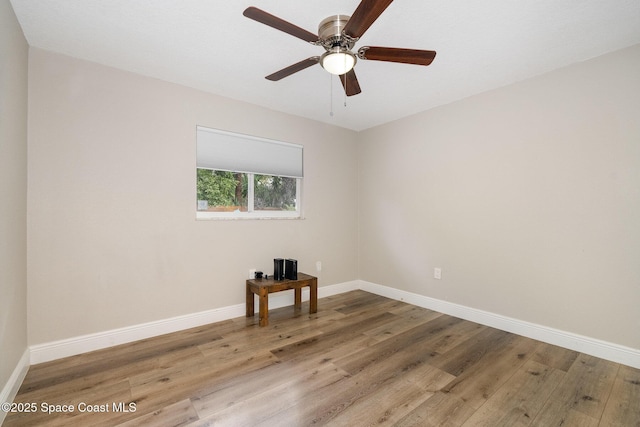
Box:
(5, 290, 640, 426)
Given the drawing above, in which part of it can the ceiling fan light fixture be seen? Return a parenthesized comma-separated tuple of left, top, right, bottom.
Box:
(320, 48, 356, 75)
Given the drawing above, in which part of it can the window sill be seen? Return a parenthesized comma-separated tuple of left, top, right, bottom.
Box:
(196, 212, 304, 220)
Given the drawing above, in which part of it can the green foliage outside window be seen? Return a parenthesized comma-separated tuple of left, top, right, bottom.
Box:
(196, 169, 245, 207)
(254, 175, 296, 210)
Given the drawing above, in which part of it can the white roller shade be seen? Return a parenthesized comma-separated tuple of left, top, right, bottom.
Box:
(197, 126, 303, 178)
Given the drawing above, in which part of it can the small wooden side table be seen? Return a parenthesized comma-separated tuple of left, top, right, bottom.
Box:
(246, 272, 318, 327)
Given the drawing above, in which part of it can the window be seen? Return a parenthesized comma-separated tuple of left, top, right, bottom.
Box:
(196, 126, 303, 219)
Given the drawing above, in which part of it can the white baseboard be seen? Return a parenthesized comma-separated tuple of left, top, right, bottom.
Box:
(359, 280, 640, 369)
(28, 278, 639, 369)
(29, 280, 360, 365)
(30, 303, 248, 364)
(0, 348, 30, 424)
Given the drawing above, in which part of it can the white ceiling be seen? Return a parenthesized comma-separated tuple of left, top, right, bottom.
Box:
(10, 0, 640, 131)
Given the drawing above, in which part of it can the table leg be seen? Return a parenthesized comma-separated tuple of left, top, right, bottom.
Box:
(246, 285, 254, 317)
(310, 278, 318, 314)
(259, 287, 269, 327)
(294, 288, 302, 309)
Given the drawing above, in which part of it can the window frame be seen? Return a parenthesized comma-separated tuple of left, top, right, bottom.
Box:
(196, 171, 302, 220)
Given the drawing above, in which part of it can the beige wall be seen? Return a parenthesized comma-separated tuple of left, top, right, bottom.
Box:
(27, 48, 358, 345)
(0, 0, 29, 394)
(17, 33, 640, 356)
(358, 44, 640, 349)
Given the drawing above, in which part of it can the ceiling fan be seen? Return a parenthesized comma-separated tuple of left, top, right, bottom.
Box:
(243, 0, 436, 96)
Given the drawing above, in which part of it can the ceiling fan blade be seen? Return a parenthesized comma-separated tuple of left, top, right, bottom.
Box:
(343, 0, 394, 39)
(265, 57, 319, 81)
(358, 46, 436, 66)
(243, 7, 319, 43)
(339, 69, 362, 96)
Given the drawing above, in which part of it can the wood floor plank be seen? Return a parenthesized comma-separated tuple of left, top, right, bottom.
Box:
(532, 407, 600, 427)
(15, 346, 204, 407)
(530, 353, 619, 426)
(192, 361, 350, 426)
(115, 398, 197, 426)
(599, 364, 640, 426)
(429, 326, 513, 377)
(269, 326, 457, 425)
(439, 334, 541, 410)
(407, 363, 457, 394)
(531, 341, 580, 372)
(308, 290, 362, 311)
(421, 316, 487, 356)
(333, 314, 467, 375)
(270, 311, 397, 362)
(329, 363, 455, 426)
(129, 350, 277, 406)
(18, 325, 224, 393)
(189, 354, 345, 417)
(327, 376, 428, 426)
(394, 391, 477, 427)
(4, 290, 638, 427)
(197, 321, 322, 360)
(333, 292, 394, 315)
(362, 312, 435, 342)
(460, 359, 565, 426)
(4, 380, 133, 427)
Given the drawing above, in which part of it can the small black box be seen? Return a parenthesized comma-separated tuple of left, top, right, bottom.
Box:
(273, 258, 285, 281)
(285, 259, 298, 280)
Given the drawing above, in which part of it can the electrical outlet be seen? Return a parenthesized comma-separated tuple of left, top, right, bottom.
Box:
(249, 269, 256, 279)
(316, 261, 322, 272)
(434, 268, 442, 280)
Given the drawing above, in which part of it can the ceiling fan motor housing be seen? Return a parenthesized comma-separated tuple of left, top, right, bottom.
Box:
(318, 15, 356, 50)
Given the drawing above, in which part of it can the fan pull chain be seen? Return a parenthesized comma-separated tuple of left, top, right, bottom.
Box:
(329, 74, 334, 117)
(343, 61, 348, 107)
(342, 73, 346, 107)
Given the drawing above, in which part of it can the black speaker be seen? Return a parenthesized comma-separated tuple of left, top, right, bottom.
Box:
(285, 259, 298, 280)
(273, 258, 284, 281)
